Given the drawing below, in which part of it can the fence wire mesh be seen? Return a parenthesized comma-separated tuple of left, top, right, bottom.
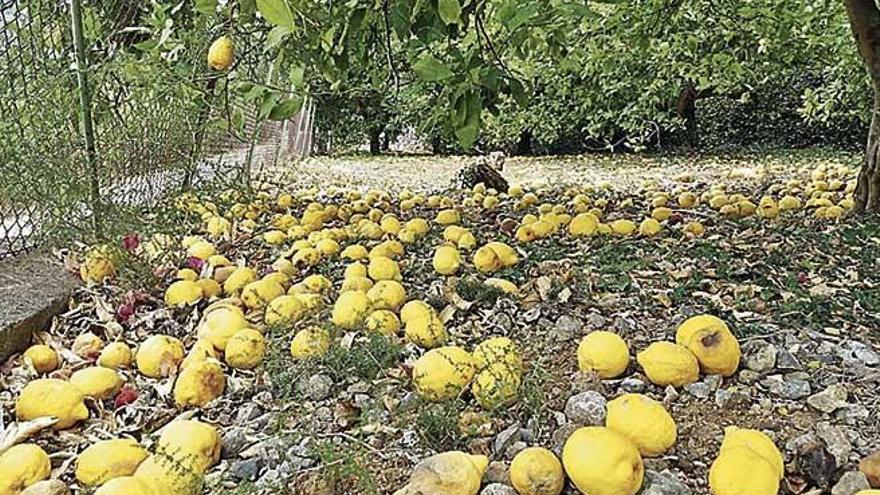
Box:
(0, 0, 312, 259)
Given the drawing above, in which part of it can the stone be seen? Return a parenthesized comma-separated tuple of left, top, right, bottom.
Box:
(222, 427, 250, 458)
(484, 461, 510, 484)
(236, 403, 263, 423)
(642, 470, 693, 495)
(807, 384, 848, 413)
(257, 469, 282, 488)
(551, 315, 582, 341)
(817, 423, 853, 468)
(663, 386, 680, 404)
(505, 441, 527, 460)
(585, 312, 608, 330)
(620, 377, 646, 393)
(685, 382, 710, 399)
(494, 424, 522, 456)
(564, 391, 607, 425)
(481, 484, 517, 495)
(776, 349, 803, 370)
(831, 471, 870, 495)
(229, 458, 263, 481)
(762, 375, 811, 400)
(704, 374, 723, 390)
(738, 370, 760, 384)
(745, 340, 778, 372)
(303, 374, 333, 401)
(551, 424, 580, 457)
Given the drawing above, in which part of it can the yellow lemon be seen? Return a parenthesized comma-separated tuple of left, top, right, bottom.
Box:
(708, 446, 779, 495)
(636, 342, 699, 387)
(0, 444, 50, 494)
(606, 394, 677, 457)
(471, 363, 522, 409)
(509, 447, 565, 495)
(290, 326, 331, 359)
(562, 426, 644, 495)
(577, 331, 630, 379)
(433, 245, 462, 275)
(719, 427, 784, 479)
(675, 315, 741, 376)
(412, 346, 476, 401)
(70, 366, 123, 400)
(224, 329, 266, 369)
(23, 345, 58, 374)
(367, 280, 407, 311)
(16, 379, 89, 429)
(75, 439, 148, 486)
(332, 290, 371, 329)
(207, 36, 234, 70)
(404, 313, 448, 348)
(136, 335, 185, 378)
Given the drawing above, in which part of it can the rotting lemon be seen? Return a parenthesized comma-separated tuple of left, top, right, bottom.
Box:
(70, 366, 123, 400)
(393, 451, 488, 495)
(675, 315, 741, 376)
(136, 335, 185, 378)
(224, 329, 266, 370)
(16, 379, 89, 429)
(0, 444, 50, 494)
(509, 447, 565, 495)
(173, 360, 226, 407)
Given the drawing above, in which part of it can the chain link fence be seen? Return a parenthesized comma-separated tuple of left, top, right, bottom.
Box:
(0, 0, 313, 259)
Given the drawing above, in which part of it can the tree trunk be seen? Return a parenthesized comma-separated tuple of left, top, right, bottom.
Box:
(431, 136, 443, 155)
(516, 130, 533, 155)
(369, 129, 381, 155)
(676, 82, 698, 149)
(845, 0, 880, 212)
(380, 133, 391, 152)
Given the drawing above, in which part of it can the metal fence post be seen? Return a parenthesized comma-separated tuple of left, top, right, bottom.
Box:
(69, 0, 101, 236)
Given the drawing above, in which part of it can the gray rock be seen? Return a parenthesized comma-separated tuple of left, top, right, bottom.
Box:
(229, 458, 263, 481)
(714, 389, 732, 408)
(831, 471, 870, 495)
(222, 427, 250, 458)
(855, 346, 880, 366)
(551, 315, 582, 341)
(505, 441, 528, 460)
(257, 469, 281, 488)
(663, 386, 680, 404)
(620, 378, 646, 393)
(807, 384, 848, 413)
(564, 391, 607, 425)
(685, 382, 710, 399)
(484, 461, 510, 484)
(495, 424, 522, 456)
(353, 393, 372, 409)
(745, 340, 778, 372)
(839, 342, 880, 368)
(763, 375, 811, 400)
(585, 312, 608, 330)
(835, 404, 869, 424)
(704, 374, 724, 390)
(776, 349, 803, 370)
(551, 424, 580, 457)
(236, 403, 264, 423)
(304, 374, 333, 401)
(492, 313, 514, 332)
(738, 370, 760, 384)
(642, 470, 693, 495)
(816, 423, 853, 468)
(481, 484, 517, 495)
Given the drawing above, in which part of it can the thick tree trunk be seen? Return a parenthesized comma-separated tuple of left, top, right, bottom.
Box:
(431, 136, 443, 155)
(676, 82, 698, 149)
(369, 129, 381, 155)
(516, 130, 533, 155)
(845, 0, 880, 212)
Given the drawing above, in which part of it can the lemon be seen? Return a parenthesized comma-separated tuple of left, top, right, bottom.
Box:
(303, 274, 333, 293)
(474, 245, 503, 273)
(196, 303, 249, 350)
(341, 244, 369, 260)
(70, 366, 123, 399)
(404, 313, 448, 348)
(223, 267, 258, 295)
(207, 36, 234, 70)
(719, 427, 784, 479)
(471, 363, 521, 409)
(678, 192, 698, 208)
(569, 213, 599, 237)
(164, 280, 203, 306)
(265, 295, 305, 327)
(93, 476, 154, 495)
(708, 446, 779, 495)
(180, 339, 219, 370)
(638, 218, 662, 237)
(435, 209, 460, 225)
(458, 231, 477, 250)
(365, 310, 401, 336)
(0, 444, 50, 494)
(290, 326, 331, 359)
(136, 335, 185, 378)
(433, 245, 462, 275)
(486, 242, 518, 267)
(562, 426, 644, 495)
(412, 346, 476, 401)
(606, 394, 676, 457)
(610, 219, 637, 236)
(651, 207, 673, 222)
(80, 246, 116, 283)
(683, 221, 706, 236)
(186, 240, 216, 260)
(577, 331, 630, 379)
(16, 379, 89, 429)
(484, 278, 519, 294)
(509, 447, 565, 495)
(636, 342, 699, 387)
(368, 256, 401, 281)
(224, 329, 266, 369)
(367, 280, 407, 311)
(241, 279, 284, 310)
(401, 300, 433, 324)
(75, 439, 148, 485)
(394, 451, 488, 495)
(173, 360, 226, 407)
(344, 261, 368, 279)
(134, 422, 219, 495)
(779, 195, 801, 210)
(473, 337, 522, 370)
(675, 315, 741, 376)
(23, 345, 58, 374)
(332, 290, 371, 329)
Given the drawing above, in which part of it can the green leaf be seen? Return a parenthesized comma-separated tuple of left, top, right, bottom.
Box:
(510, 78, 528, 107)
(453, 90, 481, 148)
(194, 0, 217, 15)
(269, 96, 304, 120)
(289, 66, 305, 88)
(266, 25, 292, 50)
(438, 0, 461, 25)
(413, 53, 454, 81)
(256, 0, 295, 29)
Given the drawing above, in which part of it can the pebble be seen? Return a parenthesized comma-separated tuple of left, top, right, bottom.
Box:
(776, 349, 804, 370)
(494, 424, 522, 456)
(492, 313, 514, 332)
(551, 424, 580, 457)
(303, 374, 334, 401)
(738, 370, 760, 384)
(564, 391, 607, 425)
(222, 427, 250, 458)
(585, 312, 608, 330)
(484, 461, 510, 484)
(481, 484, 517, 495)
(762, 375, 811, 400)
(831, 471, 870, 495)
(505, 441, 528, 460)
(807, 384, 848, 413)
(229, 458, 263, 481)
(663, 386, 680, 404)
(685, 382, 710, 399)
(745, 340, 778, 372)
(703, 375, 723, 390)
(236, 403, 264, 423)
(642, 470, 693, 495)
(816, 423, 854, 468)
(620, 377, 646, 393)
